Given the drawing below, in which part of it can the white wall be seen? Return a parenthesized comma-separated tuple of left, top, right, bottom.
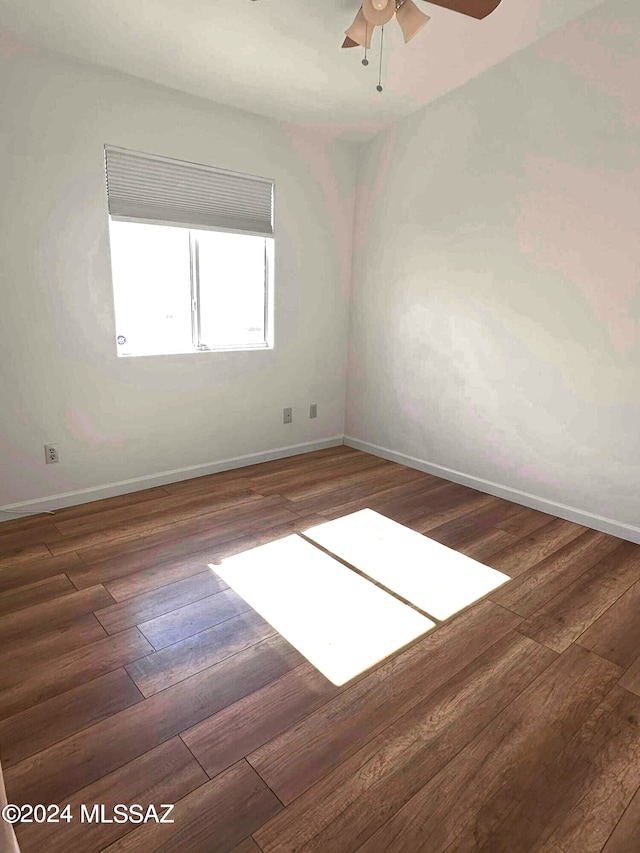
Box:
(4, 0, 639, 536)
(0, 46, 356, 508)
(347, 0, 640, 534)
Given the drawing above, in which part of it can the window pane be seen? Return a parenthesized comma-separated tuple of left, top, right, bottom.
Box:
(108, 220, 193, 356)
(196, 230, 268, 348)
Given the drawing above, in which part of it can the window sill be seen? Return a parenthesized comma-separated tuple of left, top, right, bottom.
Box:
(117, 343, 272, 358)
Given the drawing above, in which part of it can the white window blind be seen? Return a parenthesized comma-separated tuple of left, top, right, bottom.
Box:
(104, 145, 274, 237)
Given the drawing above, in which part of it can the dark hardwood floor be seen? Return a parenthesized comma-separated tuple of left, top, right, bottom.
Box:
(1, 445, 639, 852)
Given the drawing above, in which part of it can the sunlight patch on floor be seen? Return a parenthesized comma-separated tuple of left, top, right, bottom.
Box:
(304, 509, 510, 620)
(212, 534, 435, 686)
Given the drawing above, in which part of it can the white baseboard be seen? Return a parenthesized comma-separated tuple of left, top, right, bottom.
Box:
(0, 436, 345, 518)
(345, 435, 640, 545)
(7, 432, 638, 546)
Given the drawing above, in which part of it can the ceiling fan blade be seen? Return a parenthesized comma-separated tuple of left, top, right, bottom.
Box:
(423, 0, 502, 19)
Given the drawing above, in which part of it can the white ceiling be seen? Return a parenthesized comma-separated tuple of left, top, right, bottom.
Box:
(0, 0, 605, 140)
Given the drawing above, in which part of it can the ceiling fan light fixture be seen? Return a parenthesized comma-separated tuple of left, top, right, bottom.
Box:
(362, 0, 396, 26)
(395, 0, 430, 43)
(345, 7, 373, 48)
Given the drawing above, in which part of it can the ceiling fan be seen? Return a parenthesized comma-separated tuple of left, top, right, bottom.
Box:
(343, 0, 503, 90)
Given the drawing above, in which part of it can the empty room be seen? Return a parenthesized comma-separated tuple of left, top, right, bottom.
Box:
(1, 0, 639, 850)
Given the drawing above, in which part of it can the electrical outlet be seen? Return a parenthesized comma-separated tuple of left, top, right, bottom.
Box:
(309, 403, 318, 419)
(283, 407, 293, 424)
(44, 444, 59, 464)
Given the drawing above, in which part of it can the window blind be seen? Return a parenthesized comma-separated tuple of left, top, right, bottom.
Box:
(104, 145, 274, 237)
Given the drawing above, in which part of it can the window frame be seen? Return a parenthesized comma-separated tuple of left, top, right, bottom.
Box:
(187, 229, 272, 354)
(104, 145, 275, 359)
(108, 217, 274, 358)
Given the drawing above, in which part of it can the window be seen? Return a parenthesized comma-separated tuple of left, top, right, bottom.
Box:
(108, 221, 272, 356)
(104, 146, 274, 357)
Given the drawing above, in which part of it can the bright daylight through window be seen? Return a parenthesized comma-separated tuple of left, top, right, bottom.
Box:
(213, 510, 510, 687)
(108, 222, 272, 357)
(104, 145, 275, 357)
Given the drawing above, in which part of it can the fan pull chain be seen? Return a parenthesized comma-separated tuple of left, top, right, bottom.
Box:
(362, 22, 369, 65)
(377, 25, 384, 92)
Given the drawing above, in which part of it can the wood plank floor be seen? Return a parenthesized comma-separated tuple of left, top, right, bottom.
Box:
(1, 445, 640, 852)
